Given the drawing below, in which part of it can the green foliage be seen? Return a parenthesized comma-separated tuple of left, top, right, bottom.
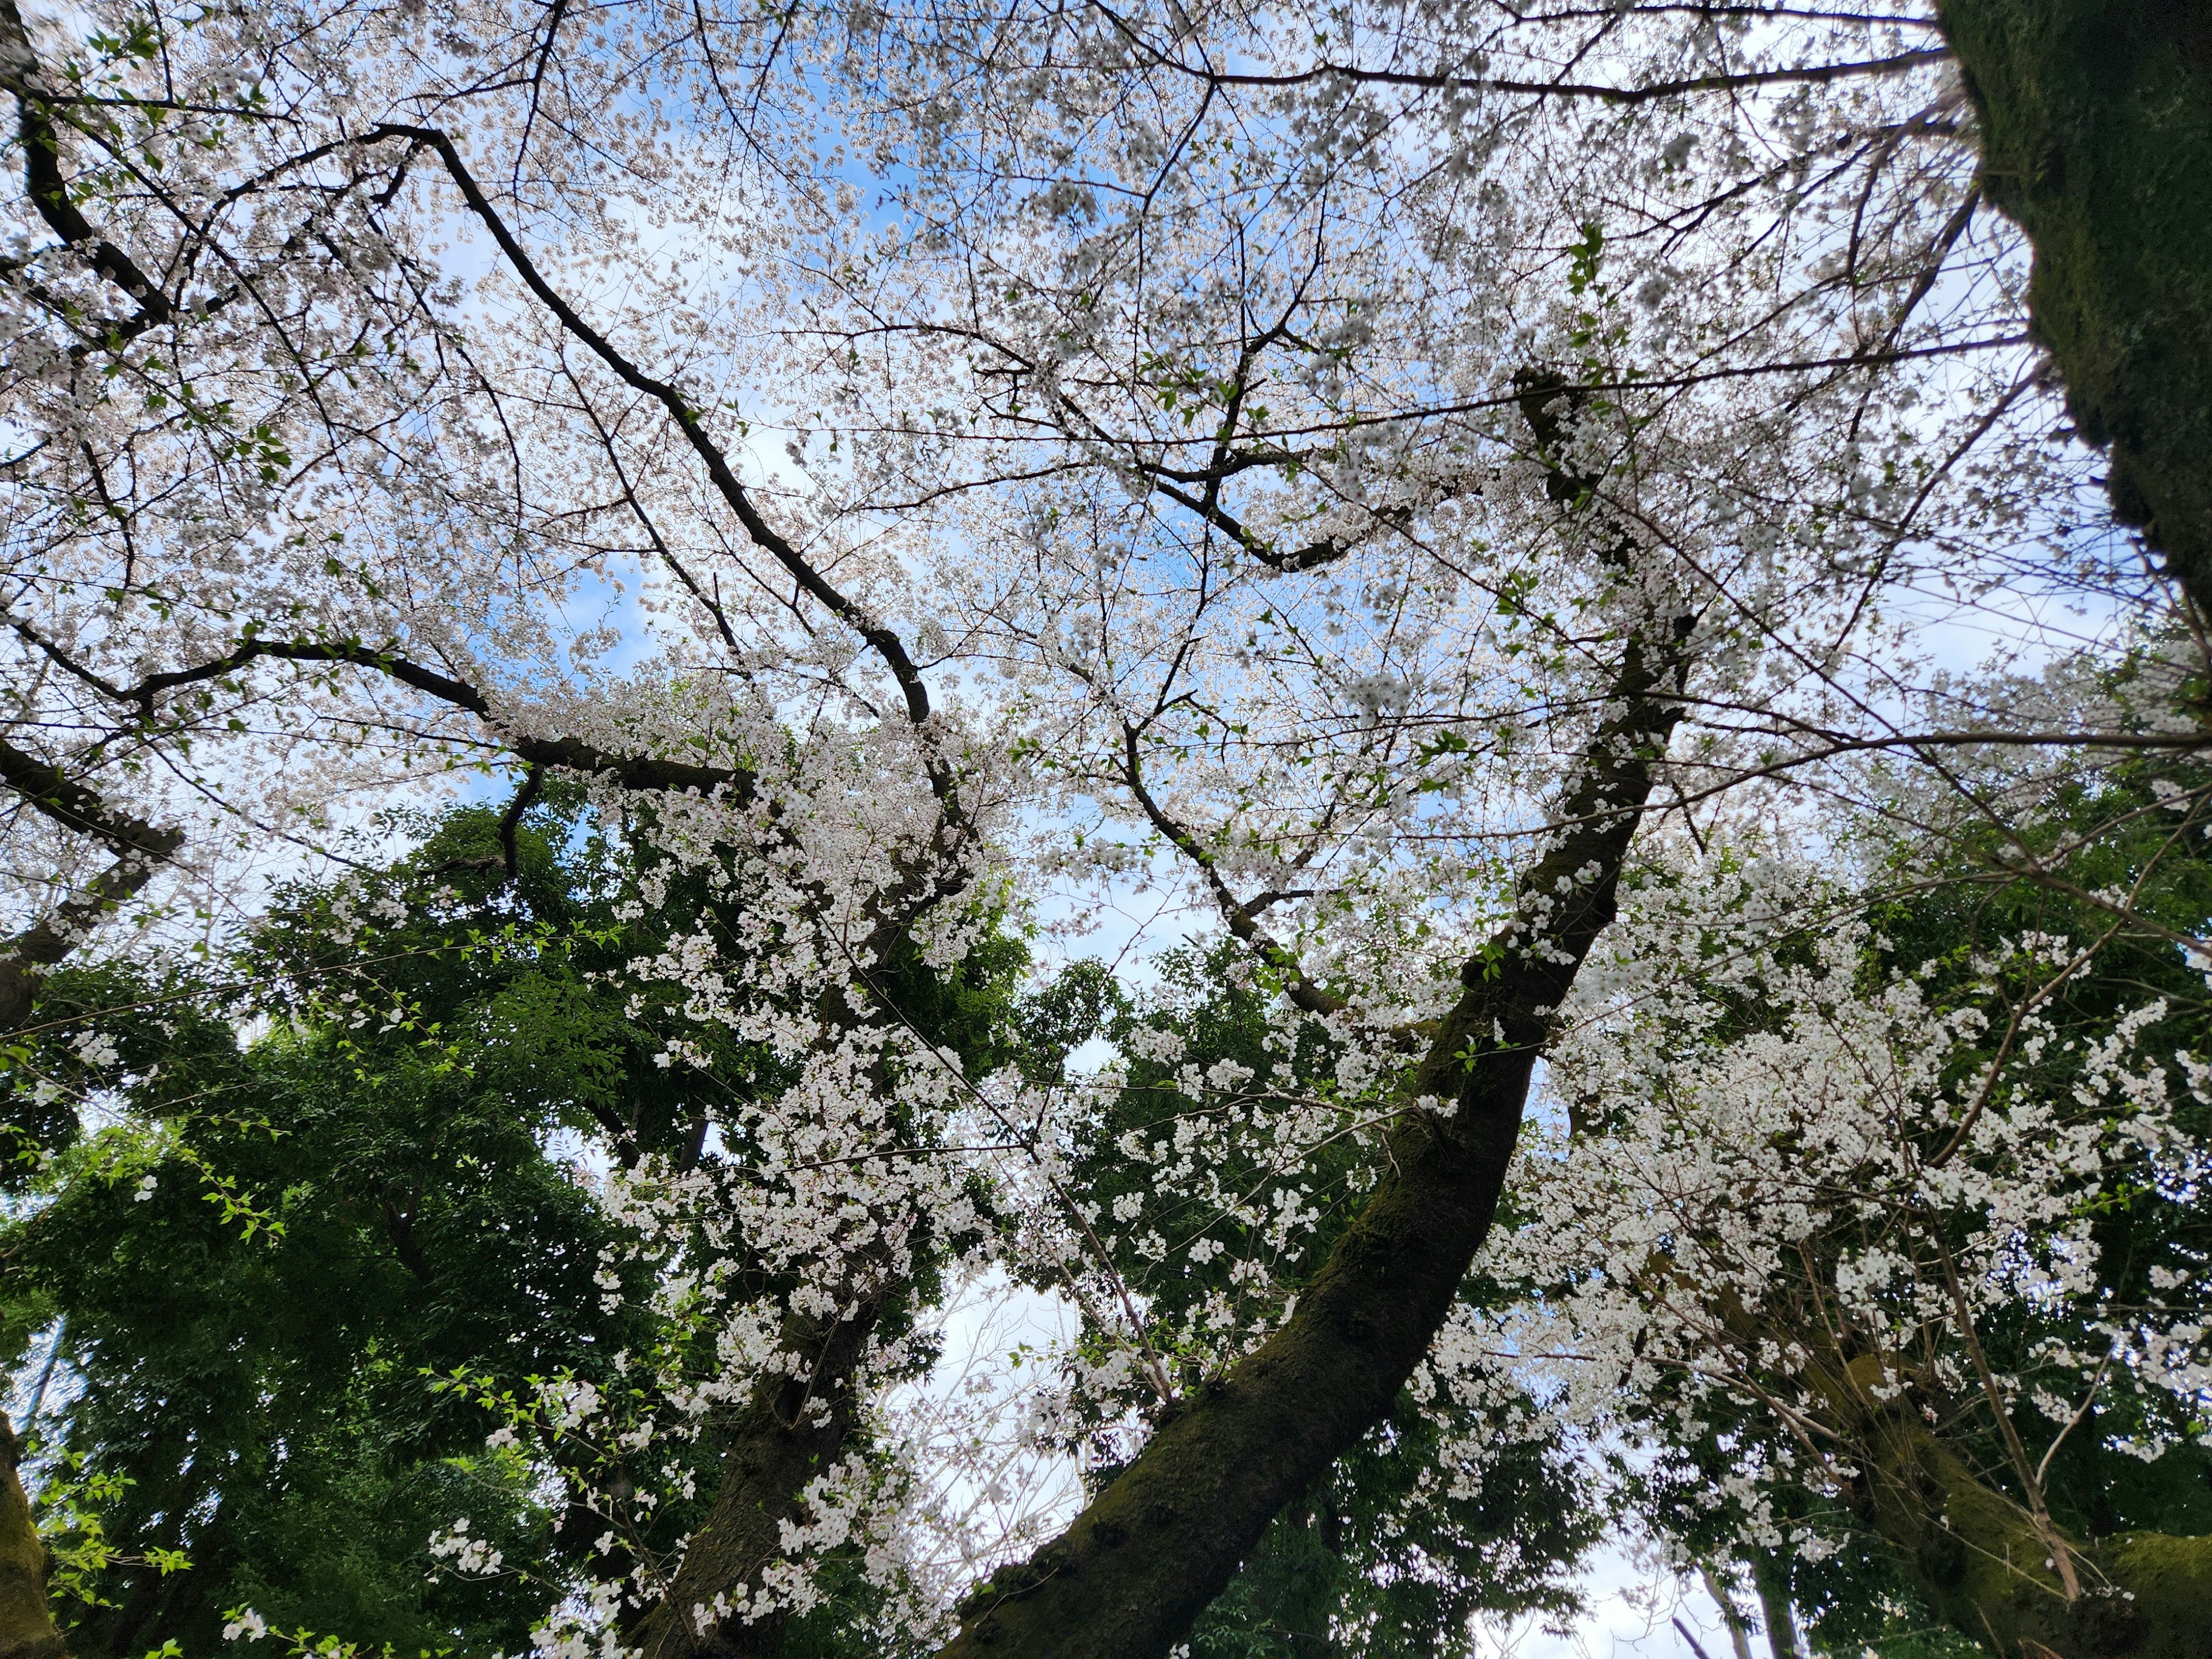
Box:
(0, 800, 665, 1656)
(1866, 753, 2212, 1543)
(1187, 1400, 1593, 1659)
(0, 791, 1032, 1659)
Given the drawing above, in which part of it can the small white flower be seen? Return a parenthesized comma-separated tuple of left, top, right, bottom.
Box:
(222, 1610, 268, 1642)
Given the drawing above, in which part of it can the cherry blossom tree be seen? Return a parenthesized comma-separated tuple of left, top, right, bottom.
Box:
(0, 1, 2198, 1656)
(1486, 758, 2212, 1657)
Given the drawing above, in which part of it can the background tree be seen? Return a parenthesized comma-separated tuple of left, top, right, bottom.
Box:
(1, 793, 1029, 1659)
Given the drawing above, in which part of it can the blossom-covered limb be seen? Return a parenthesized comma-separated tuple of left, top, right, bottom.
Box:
(376, 123, 945, 745)
(937, 520, 1694, 1659)
(629, 1293, 887, 1659)
(0, 734, 182, 1030)
(0, 0, 176, 344)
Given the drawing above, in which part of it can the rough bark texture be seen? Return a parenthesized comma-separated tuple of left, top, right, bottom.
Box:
(937, 446, 1690, 1657)
(1935, 0, 2212, 612)
(1851, 1377, 2212, 1659)
(0, 1416, 62, 1659)
(630, 1297, 885, 1659)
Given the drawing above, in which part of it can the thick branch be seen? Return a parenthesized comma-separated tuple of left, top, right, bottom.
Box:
(0, 0, 175, 339)
(21, 627, 760, 799)
(366, 124, 937, 734)
(0, 1414, 62, 1659)
(0, 735, 183, 1031)
(628, 1295, 885, 1659)
(938, 591, 1689, 1659)
(619, 928, 981, 1659)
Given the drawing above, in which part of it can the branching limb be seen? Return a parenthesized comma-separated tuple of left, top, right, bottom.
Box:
(0, 0, 176, 340)
(366, 125, 939, 737)
(934, 430, 1695, 1659)
(0, 734, 183, 1031)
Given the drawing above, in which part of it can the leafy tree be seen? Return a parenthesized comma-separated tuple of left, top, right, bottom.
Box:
(1022, 944, 1599, 1657)
(1, 794, 1028, 1659)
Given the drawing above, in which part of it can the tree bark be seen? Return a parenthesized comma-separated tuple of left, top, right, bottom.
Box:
(1749, 1556, 1801, 1659)
(1700, 1566, 1756, 1659)
(934, 510, 1691, 1657)
(1934, 0, 2212, 616)
(0, 738, 182, 1034)
(1852, 1380, 2212, 1659)
(0, 1415, 63, 1659)
(629, 1296, 885, 1659)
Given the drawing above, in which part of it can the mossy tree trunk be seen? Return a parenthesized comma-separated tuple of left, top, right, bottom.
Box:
(0, 1415, 63, 1659)
(1935, 0, 2212, 613)
(931, 397, 1695, 1659)
(931, 683, 1684, 1657)
(1756, 1333, 2212, 1659)
(1854, 1395, 2212, 1659)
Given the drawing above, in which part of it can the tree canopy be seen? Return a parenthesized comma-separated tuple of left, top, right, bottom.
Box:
(0, 2, 2205, 1657)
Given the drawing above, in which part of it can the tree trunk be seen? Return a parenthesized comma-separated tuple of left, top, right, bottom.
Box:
(1750, 1557, 1801, 1659)
(933, 501, 1692, 1657)
(1855, 1392, 2212, 1659)
(1934, 0, 2212, 615)
(1700, 1565, 1756, 1659)
(0, 1415, 63, 1659)
(630, 1296, 885, 1659)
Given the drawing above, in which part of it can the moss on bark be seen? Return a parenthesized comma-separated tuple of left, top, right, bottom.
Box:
(0, 1415, 63, 1659)
(1936, 0, 2212, 609)
(1855, 1400, 2212, 1659)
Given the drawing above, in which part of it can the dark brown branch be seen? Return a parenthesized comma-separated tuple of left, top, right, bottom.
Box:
(0, 0, 175, 339)
(0, 734, 172, 861)
(1092, 1, 1949, 108)
(378, 1192, 435, 1286)
(20, 626, 760, 798)
(1266, 46, 1953, 105)
(1146, 472, 1413, 574)
(365, 124, 938, 734)
(1118, 722, 1345, 1017)
(497, 763, 543, 876)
